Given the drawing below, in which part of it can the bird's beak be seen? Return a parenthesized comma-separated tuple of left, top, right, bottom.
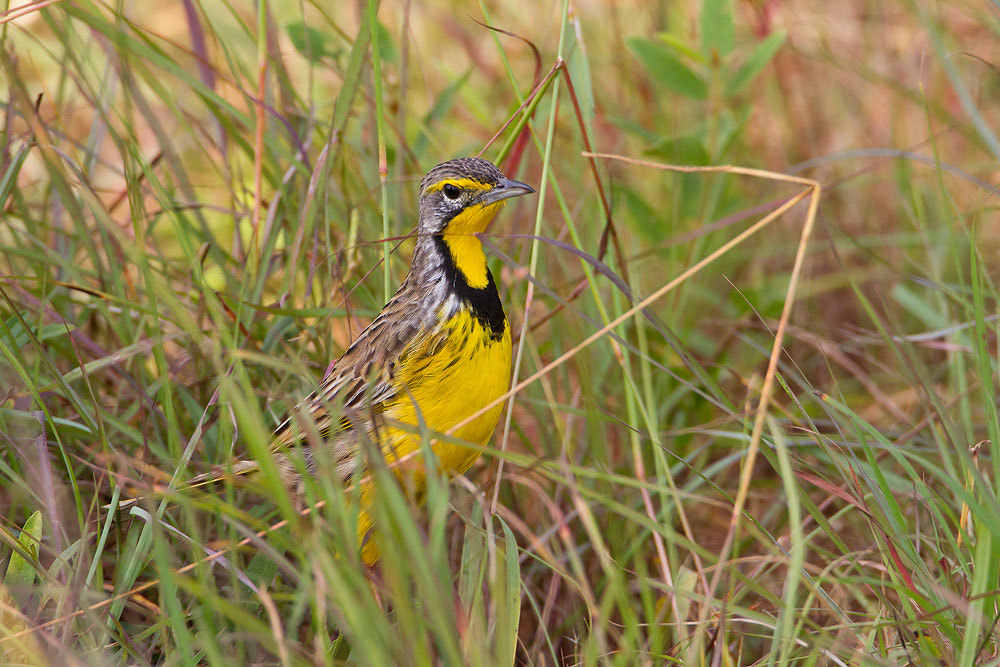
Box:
(481, 178, 535, 205)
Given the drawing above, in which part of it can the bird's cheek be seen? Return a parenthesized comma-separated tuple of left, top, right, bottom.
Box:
(446, 202, 502, 234)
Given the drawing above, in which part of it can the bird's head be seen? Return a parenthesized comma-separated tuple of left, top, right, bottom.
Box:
(417, 157, 534, 236)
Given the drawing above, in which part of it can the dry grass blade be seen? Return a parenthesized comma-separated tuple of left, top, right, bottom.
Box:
(444, 158, 814, 440)
(4, 3, 997, 662)
(582, 151, 822, 657)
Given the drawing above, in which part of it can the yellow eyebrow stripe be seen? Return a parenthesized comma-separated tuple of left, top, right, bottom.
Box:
(425, 177, 493, 193)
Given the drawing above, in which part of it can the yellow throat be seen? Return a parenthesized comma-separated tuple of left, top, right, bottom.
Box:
(440, 201, 504, 289)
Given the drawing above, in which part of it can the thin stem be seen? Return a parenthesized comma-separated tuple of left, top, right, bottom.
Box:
(368, 0, 390, 303)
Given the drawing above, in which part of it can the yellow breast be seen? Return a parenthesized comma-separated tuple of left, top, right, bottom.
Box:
(383, 308, 512, 475)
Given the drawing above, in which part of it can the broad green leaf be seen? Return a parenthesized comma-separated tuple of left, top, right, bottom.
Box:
(0, 512, 45, 665)
(0, 410, 93, 438)
(376, 21, 398, 63)
(725, 30, 787, 97)
(245, 551, 280, 590)
(286, 22, 339, 62)
(1, 317, 74, 351)
(645, 134, 710, 165)
(4, 510, 42, 609)
(493, 519, 521, 667)
(716, 106, 751, 155)
(701, 0, 734, 59)
(654, 32, 706, 64)
(457, 501, 486, 612)
(330, 634, 353, 660)
(616, 185, 662, 243)
(673, 566, 699, 630)
(627, 38, 707, 100)
(891, 283, 952, 333)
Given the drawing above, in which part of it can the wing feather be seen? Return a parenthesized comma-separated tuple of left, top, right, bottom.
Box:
(269, 286, 441, 455)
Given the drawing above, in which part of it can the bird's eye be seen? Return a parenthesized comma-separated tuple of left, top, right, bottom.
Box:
(442, 183, 461, 200)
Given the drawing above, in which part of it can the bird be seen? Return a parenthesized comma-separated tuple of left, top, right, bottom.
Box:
(118, 157, 534, 564)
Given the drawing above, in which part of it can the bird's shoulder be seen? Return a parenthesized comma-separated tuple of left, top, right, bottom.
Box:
(269, 283, 444, 452)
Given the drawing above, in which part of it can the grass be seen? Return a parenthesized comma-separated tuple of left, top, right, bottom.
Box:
(2, 0, 1000, 664)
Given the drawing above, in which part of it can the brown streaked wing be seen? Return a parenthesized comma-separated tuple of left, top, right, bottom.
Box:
(268, 288, 439, 456)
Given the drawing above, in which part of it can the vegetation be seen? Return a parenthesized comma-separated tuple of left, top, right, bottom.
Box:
(2, 0, 999, 664)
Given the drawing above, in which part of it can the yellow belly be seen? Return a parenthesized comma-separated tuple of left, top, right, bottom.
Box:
(358, 309, 511, 562)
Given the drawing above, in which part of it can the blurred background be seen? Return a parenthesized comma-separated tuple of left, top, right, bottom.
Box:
(2, 1, 999, 664)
